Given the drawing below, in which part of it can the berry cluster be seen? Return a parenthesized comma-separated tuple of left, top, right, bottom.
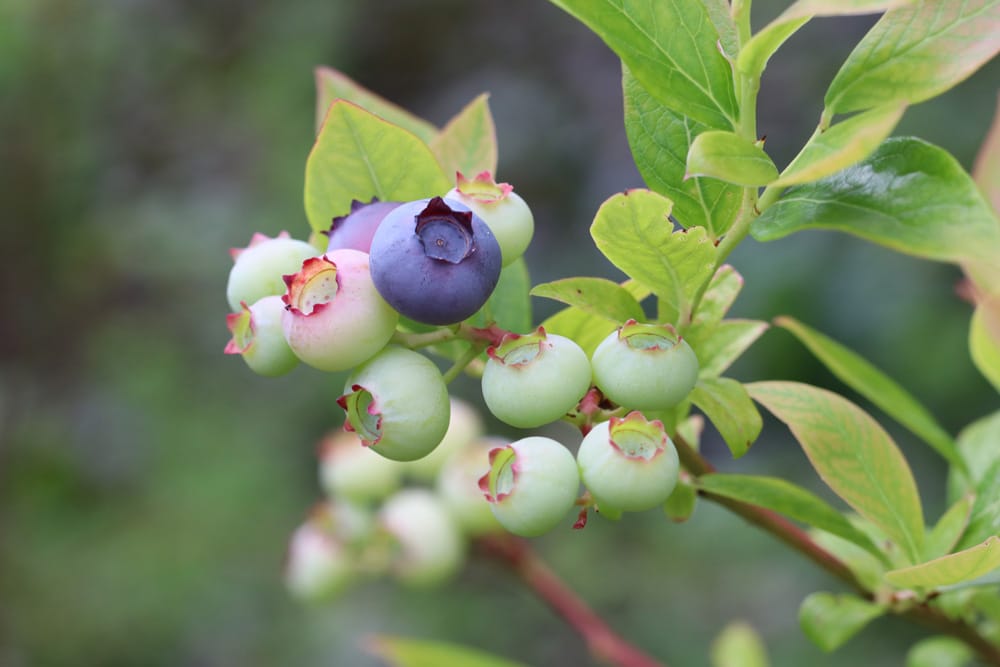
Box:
(224, 171, 700, 597)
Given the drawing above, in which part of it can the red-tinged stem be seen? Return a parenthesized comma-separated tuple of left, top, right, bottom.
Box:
(477, 534, 666, 667)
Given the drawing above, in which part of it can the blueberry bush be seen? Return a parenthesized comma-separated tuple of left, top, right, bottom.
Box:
(225, 1, 1000, 665)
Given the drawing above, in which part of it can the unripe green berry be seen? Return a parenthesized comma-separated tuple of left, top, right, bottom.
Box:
(318, 430, 403, 504)
(284, 504, 357, 602)
(436, 438, 505, 536)
(379, 489, 464, 587)
(226, 231, 317, 312)
(446, 171, 534, 267)
(591, 320, 699, 411)
(338, 346, 450, 462)
(480, 436, 580, 537)
(481, 327, 592, 428)
(577, 412, 679, 514)
(406, 397, 484, 481)
(224, 296, 299, 376)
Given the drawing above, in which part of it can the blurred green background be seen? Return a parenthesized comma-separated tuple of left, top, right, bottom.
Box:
(1, 0, 997, 665)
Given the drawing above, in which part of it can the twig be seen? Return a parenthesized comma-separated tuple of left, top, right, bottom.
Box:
(477, 534, 666, 667)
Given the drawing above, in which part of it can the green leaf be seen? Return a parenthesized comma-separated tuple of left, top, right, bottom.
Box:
(949, 411, 1000, 499)
(710, 621, 770, 667)
(687, 319, 768, 378)
(623, 67, 741, 237)
(530, 277, 644, 323)
(906, 636, 975, 667)
(548, 0, 738, 129)
(955, 459, 1000, 551)
(799, 593, 886, 652)
(367, 636, 527, 667)
(700, 0, 740, 57)
(811, 529, 886, 590)
(686, 131, 779, 186)
(663, 477, 698, 523)
(971, 302, 1000, 393)
(753, 137, 1000, 265)
(691, 265, 744, 328)
(925, 495, 975, 560)
(747, 381, 925, 564)
(825, 0, 1000, 115)
(690, 377, 762, 458)
(540, 281, 650, 356)
(304, 101, 451, 233)
(591, 190, 717, 325)
(429, 93, 497, 181)
(774, 104, 906, 186)
(698, 474, 884, 559)
(314, 67, 437, 142)
(886, 536, 1000, 589)
(738, 0, 914, 80)
(472, 257, 532, 333)
(973, 93, 1000, 216)
(774, 316, 962, 469)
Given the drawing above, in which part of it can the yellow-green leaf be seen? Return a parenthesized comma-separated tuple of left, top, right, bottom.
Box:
(697, 473, 884, 559)
(531, 277, 645, 324)
(799, 593, 886, 652)
(367, 636, 527, 667)
(775, 316, 962, 469)
(711, 621, 770, 667)
(430, 93, 497, 181)
(738, 0, 914, 79)
(925, 495, 975, 561)
(825, 0, 1000, 115)
(690, 378, 762, 458)
(314, 67, 437, 141)
(304, 101, 451, 233)
(590, 189, 716, 325)
(774, 104, 906, 186)
(886, 536, 1000, 589)
(747, 381, 925, 564)
(971, 302, 1000, 393)
(686, 131, 778, 187)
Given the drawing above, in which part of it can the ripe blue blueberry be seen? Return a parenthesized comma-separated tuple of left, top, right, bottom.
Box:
(591, 320, 699, 411)
(368, 197, 502, 325)
(325, 198, 400, 254)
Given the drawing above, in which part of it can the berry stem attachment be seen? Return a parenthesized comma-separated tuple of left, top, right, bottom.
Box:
(477, 534, 666, 667)
(441, 342, 488, 384)
(391, 327, 460, 348)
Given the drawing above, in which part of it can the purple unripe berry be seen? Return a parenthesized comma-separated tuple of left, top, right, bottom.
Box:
(577, 412, 680, 516)
(369, 197, 502, 325)
(325, 198, 400, 254)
